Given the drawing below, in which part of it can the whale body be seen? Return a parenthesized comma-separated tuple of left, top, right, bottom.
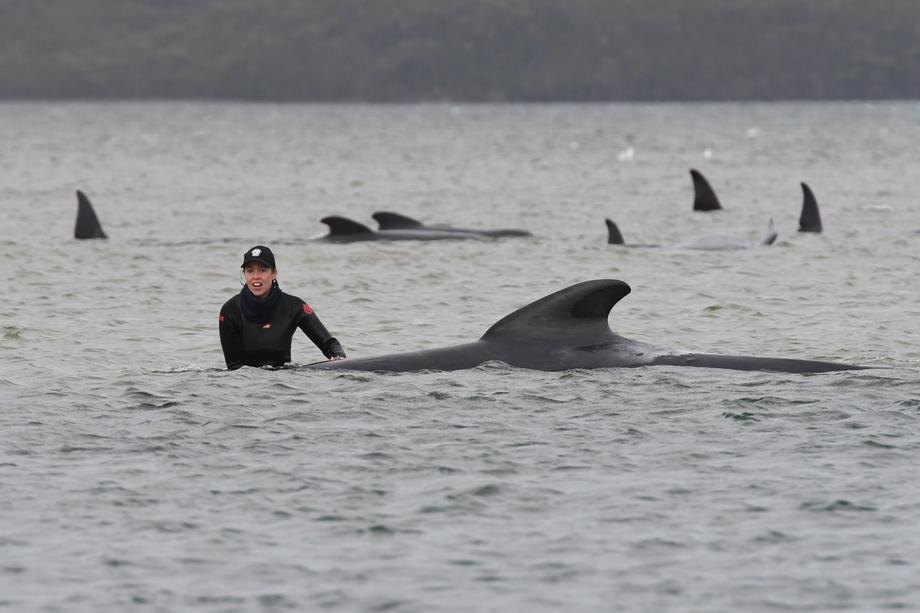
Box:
(372, 211, 532, 238)
(318, 216, 484, 242)
(605, 219, 777, 250)
(311, 280, 864, 374)
(74, 190, 108, 239)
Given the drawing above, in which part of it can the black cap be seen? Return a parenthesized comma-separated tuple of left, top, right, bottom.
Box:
(241, 245, 276, 269)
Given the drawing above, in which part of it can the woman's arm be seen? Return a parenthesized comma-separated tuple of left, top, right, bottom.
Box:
(298, 303, 347, 359)
(219, 308, 247, 370)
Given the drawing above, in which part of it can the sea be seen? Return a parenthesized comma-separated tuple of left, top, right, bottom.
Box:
(1, 101, 918, 612)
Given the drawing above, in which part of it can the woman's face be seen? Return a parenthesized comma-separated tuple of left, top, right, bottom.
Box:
(243, 262, 277, 299)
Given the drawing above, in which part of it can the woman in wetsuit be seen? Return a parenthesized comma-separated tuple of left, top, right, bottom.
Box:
(219, 245, 346, 370)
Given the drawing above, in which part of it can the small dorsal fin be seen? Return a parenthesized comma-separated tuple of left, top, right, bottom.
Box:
(690, 169, 723, 211)
(321, 216, 374, 236)
(74, 190, 108, 239)
(605, 218, 625, 244)
(372, 211, 424, 230)
(798, 182, 823, 233)
(761, 218, 778, 246)
(481, 279, 631, 345)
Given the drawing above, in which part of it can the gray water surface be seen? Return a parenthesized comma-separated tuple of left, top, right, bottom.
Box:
(1, 102, 919, 612)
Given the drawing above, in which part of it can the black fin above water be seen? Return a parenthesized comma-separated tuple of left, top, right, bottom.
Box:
(798, 182, 823, 233)
(479, 279, 632, 345)
(320, 216, 375, 236)
(690, 169, 723, 211)
(605, 218, 625, 244)
(74, 190, 108, 239)
(372, 211, 425, 230)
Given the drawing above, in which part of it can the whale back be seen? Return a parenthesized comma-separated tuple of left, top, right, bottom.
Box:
(374, 210, 531, 237)
(310, 278, 863, 374)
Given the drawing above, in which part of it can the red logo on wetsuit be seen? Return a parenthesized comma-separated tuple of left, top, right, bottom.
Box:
(303, 303, 314, 315)
(219, 314, 225, 323)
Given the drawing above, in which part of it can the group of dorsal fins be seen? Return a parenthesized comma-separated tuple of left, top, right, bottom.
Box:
(73, 190, 531, 242)
(691, 168, 822, 232)
(73, 170, 824, 241)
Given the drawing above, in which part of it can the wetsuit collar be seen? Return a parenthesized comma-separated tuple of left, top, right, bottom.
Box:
(240, 281, 282, 324)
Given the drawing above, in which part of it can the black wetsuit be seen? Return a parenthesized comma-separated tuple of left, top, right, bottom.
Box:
(219, 284, 346, 370)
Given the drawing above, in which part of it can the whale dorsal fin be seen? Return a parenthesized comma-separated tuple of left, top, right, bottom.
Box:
(690, 169, 723, 211)
(481, 279, 630, 345)
(372, 211, 424, 230)
(321, 216, 374, 236)
(798, 182, 823, 233)
(760, 218, 778, 246)
(74, 190, 108, 239)
(605, 218, 625, 244)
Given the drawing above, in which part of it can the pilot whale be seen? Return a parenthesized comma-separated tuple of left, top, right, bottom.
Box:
(310, 280, 864, 373)
(605, 218, 777, 250)
(372, 211, 532, 238)
(318, 216, 485, 242)
(691, 169, 723, 211)
(74, 190, 108, 239)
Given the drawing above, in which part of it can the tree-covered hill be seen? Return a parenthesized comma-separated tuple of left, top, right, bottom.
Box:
(2, 0, 919, 101)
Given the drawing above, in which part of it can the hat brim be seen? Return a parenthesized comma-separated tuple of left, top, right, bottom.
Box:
(241, 257, 275, 268)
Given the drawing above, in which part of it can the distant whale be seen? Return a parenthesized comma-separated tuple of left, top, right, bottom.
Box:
(372, 211, 532, 238)
(691, 169, 723, 211)
(74, 190, 108, 239)
(318, 216, 484, 242)
(310, 279, 864, 373)
(605, 218, 777, 250)
(798, 182, 823, 232)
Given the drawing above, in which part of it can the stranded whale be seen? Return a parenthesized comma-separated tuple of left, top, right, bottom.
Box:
(74, 190, 108, 239)
(318, 216, 485, 242)
(605, 218, 777, 250)
(691, 169, 723, 211)
(372, 211, 532, 238)
(310, 279, 864, 373)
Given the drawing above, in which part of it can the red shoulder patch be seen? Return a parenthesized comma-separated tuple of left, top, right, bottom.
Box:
(303, 303, 314, 315)
(219, 314, 225, 323)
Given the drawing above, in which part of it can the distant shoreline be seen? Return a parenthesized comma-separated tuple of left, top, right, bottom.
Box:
(4, 0, 920, 102)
